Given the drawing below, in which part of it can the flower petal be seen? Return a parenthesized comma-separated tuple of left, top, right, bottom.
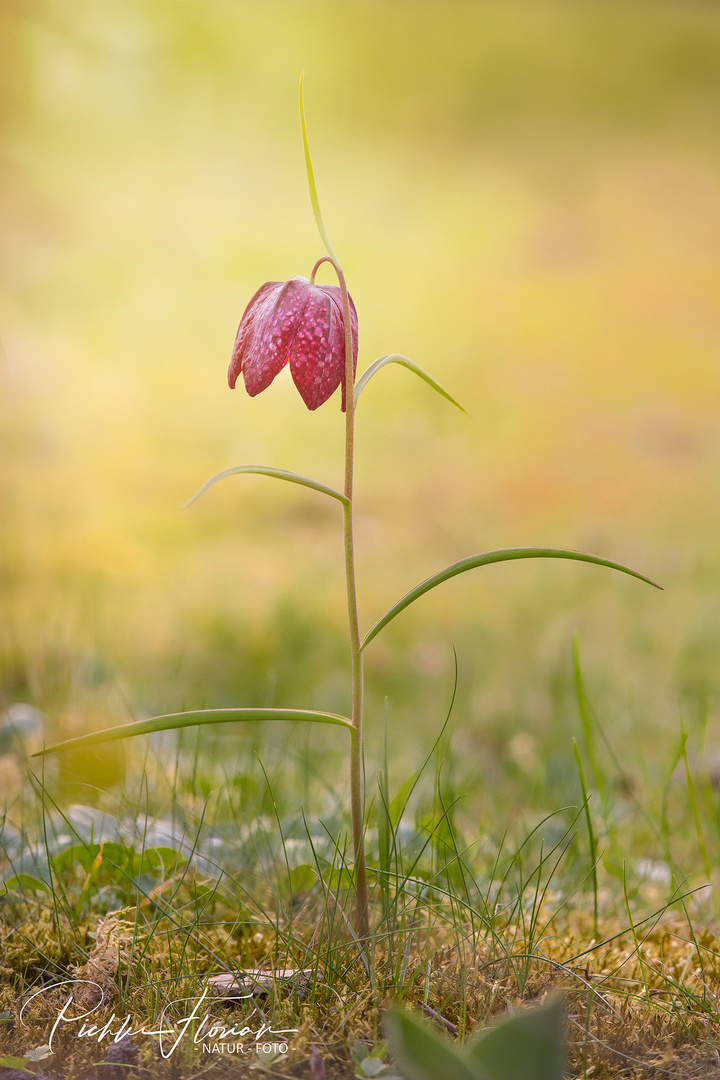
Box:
(319, 285, 358, 411)
(289, 289, 338, 410)
(243, 277, 312, 397)
(227, 281, 279, 390)
(228, 276, 359, 411)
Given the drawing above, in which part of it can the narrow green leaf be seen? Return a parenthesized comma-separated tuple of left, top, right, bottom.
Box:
(299, 72, 339, 265)
(384, 1008, 488, 1080)
(573, 739, 599, 941)
(0, 1056, 32, 1070)
(572, 636, 605, 799)
(679, 714, 712, 881)
(377, 771, 389, 859)
(34, 707, 353, 756)
(467, 995, 566, 1080)
(360, 547, 661, 652)
(184, 464, 348, 509)
(354, 354, 466, 413)
(389, 774, 416, 829)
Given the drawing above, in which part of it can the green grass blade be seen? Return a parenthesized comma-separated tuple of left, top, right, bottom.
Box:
(572, 636, 606, 801)
(354, 354, 466, 413)
(679, 714, 712, 881)
(377, 769, 391, 875)
(622, 861, 651, 1002)
(360, 548, 662, 651)
(34, 707, 353, 755)
(299, 72, 339, 265)
(184, 464, 349, 509)
(574, 738, 599, 940)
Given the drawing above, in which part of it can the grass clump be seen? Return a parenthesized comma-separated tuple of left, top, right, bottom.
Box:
(2, 684, 720, 1078)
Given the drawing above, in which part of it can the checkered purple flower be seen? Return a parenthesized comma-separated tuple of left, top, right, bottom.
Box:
(228, 276, 359, 411)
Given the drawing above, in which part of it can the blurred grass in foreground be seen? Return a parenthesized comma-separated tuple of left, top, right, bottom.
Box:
(2, 0, 720, 797)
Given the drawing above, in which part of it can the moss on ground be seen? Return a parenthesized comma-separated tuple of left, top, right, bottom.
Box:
(2, 898, 720, 1079)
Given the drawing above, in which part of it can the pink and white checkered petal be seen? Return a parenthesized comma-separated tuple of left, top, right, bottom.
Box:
(289, 291, 338, 410)
(243, 278, 311, 397)
(227, 281, 280, 389)
(320, 286, 359, 411)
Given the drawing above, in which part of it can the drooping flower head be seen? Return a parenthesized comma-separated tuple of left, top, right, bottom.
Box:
(228, 276, 359, 411)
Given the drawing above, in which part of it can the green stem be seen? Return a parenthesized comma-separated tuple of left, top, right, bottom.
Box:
(316, 255, 369, 938)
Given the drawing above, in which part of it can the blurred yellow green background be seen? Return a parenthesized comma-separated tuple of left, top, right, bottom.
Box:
(3, 1, 720, 784)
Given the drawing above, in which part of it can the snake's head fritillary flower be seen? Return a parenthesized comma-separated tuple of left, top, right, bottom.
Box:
(228, 276, 359, 411)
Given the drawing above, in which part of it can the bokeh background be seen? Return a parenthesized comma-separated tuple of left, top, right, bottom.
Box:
(2, 0, 720, 802)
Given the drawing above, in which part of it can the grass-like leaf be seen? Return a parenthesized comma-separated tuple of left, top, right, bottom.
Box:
(299, 71, 339, 265)
(184, 464, 349, 509)
(34, 707, 353, 756)
(360, 547, 662, 651)
(384, 1008, 487, 1080)
(573, 738, 599, 940)
(679, 714, 712, 881)
(354, 354, 466, 412)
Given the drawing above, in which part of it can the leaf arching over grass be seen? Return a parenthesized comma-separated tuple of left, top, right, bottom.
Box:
(34, 707, 353, 757)
(360, 547, 662, 651)
(354, 354, 466, 412)
(184, 464, 349, 509)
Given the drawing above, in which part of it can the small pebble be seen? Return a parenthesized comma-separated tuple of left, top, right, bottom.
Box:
(103, 1034, 139, 1066)
(310, 1045, 326, 1080)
